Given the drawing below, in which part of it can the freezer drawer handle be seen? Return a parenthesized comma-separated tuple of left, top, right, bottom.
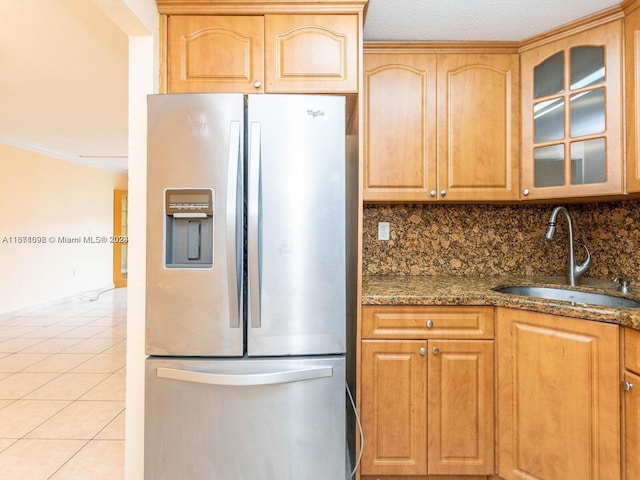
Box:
(156, 365, 333, 386)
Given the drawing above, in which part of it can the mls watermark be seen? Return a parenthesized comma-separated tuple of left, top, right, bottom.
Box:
(1, 235, 127, 245)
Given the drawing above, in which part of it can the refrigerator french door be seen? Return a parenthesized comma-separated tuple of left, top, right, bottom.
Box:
(146, 93, 346, 357)
(145, 93, 349, 480)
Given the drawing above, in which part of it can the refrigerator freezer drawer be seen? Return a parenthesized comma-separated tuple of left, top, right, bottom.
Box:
(144, 356, 346, 480)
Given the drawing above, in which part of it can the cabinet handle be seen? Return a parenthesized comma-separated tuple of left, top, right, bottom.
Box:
(419, 347, 426, 356)
(440, 190, 447, 197)
(430, 190, 437, 197)
(253, 80, 262, 88)
(426, 320, 433, 328)
(522, 189, 529, 196)
(432, 346, 440, 355)
(624, 381, 635, 391)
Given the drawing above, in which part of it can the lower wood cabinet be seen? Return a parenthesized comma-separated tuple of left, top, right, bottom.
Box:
(625, 369, 640, 480)
(624, 327, 640, 480)
(496, 308, 620, 480)
(361, 340, 427, 476)
(427, 340, 494, 475)
(360, 306, 495, 477)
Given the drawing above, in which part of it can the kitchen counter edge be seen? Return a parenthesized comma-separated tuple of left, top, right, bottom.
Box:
(361, 275, 640, 330)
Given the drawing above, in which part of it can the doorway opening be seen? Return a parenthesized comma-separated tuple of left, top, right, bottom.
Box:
(113, 189, 128, 288)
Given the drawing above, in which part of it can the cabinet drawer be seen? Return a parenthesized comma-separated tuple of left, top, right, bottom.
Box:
(362, 306, 494, 339)
(626, 327, 640, 375)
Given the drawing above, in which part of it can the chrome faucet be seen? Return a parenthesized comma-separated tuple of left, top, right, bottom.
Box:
(544, 206, 591, 286)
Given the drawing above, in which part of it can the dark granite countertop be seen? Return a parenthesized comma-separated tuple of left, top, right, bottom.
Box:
(362, 275, 640, 330)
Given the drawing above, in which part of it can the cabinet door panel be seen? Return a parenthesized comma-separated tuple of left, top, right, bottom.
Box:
(625, 7, 640, 192)
(497, 308, 620, 480)
(520, 20, 623, 199)
(427, 340, 494, 475)
(437, 53, 520, 201)
(625, 325, 640, 376)
(265, 15, 358, 92)
(625, 370, 640, 480)
(360, 340, 427, 476)
(363, 53, 437, 201)
(167, 16, 264, 93)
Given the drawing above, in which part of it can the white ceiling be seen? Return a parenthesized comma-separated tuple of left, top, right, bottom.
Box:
(363, 0, 620, 41)
(0, 0, 622, 174)
(0, 0, 129, 173)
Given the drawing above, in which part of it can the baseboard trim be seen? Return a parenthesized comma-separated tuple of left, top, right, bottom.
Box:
(0, 284, 116, 320)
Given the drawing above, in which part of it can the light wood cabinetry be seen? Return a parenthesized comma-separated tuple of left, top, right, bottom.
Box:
(497, 308, 620, 480)
(360, 306, 495, 477)
(426, 339, 494, 475)
(436, 54, 520, 201)
(362, 53, 437, 201)
(626, 325, 640, 373)
(264, 15, 358, 93)
(520, 19, 624, 200)
(163, 9, 360, 94)
(624, 327, 640, 480)
(363, 47, 519, 202)
(167, 15, 264, 93)
(361, 339, 427, 476)
(625, 1, 640, 193)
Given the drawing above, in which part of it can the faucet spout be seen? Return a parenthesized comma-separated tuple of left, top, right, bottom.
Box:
(545, 206, 591, 286)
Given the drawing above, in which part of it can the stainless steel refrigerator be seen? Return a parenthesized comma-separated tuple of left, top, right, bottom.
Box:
(144, 93, 357, 480)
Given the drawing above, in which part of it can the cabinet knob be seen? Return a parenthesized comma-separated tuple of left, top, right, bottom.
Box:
(419, 347, 426, 356)
(430, 190, 437, 197)
(624, 381, 635, 391)
(432, 346, 440, 355)
(522, 189, 529, 196)
(440, 190, 447, 197)
(253, 80, 262, 88)
(426, 320, 433, 328)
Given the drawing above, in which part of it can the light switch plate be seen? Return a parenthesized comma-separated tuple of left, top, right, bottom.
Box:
(378, 222, 390, 241)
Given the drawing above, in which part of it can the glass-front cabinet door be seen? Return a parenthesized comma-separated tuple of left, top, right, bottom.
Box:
(520, 20, 623, 200)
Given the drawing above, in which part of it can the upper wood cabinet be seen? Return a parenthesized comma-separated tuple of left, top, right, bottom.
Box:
(437, 53, 520, 201)
(264, 15, 358, 93)
(363, 48, 519, 202)
(625, 2, 640, 193)
(362, 53, 437, 201)
(520, 20, 624, 200)
(167, 15, 264, 93)
(164, 12, 360, 94)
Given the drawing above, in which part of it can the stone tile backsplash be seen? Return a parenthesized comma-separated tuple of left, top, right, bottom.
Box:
(363, 200, 640, 282)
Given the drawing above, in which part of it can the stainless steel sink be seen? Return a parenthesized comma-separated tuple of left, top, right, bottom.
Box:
(493, 285, 640, 308)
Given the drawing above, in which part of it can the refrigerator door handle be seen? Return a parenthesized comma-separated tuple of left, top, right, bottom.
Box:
(227, 121, 242, 328)
(156, 365, 333, 386)
(248, 121, 261, 329)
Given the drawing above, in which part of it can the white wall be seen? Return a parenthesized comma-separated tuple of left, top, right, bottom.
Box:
(125, 35, 155, 480)
(94, 1, 158, 479)
(0, 144, 127, 316)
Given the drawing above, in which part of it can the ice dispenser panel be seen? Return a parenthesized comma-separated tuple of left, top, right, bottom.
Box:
(164, 188, 214, 268)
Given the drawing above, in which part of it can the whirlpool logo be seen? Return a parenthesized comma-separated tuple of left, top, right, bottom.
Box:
(306, 109, 325, 117)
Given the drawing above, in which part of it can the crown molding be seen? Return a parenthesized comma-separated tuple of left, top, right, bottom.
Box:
(364, 41, 519, 54)
(0, 133, 128, 175)
(519, 4, 624, 52)
(156, 0, 368, 15)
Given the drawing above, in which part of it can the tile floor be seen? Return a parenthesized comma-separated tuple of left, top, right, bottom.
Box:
(0, 288, 126, 480)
